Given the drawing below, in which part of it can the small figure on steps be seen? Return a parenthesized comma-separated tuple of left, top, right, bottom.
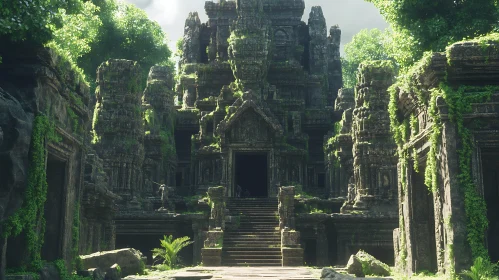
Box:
(236, 184, 242, 198)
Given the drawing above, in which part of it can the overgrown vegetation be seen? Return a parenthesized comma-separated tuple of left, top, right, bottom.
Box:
(387, 39, 499, 277)
(462, 257, 499, 280)
(342, 28, 394, 88)
(151, 235, 194, 270)
(1, 115, 60, 270)
(1, 0, 173, 89)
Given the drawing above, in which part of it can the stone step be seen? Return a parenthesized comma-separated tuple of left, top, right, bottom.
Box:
(224, 239, 281, 244)
(222, 260, 282, 266)
(222, 251, 282, 259)
(228, 210, 278, 213)
(239, 221, 278, 225)
(223, 247, 281, 252)
(224, 237, 281, 242)
(234, 228, 279, 231)
(222, 253, 282, 259)
(226, 232, 280, 236)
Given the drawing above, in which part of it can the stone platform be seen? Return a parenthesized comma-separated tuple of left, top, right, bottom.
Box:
(124, 266, 321, 280)
(123, 266, 396, 280)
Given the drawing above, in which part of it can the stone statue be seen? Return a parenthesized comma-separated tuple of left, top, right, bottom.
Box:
(158, 184, 169, 209)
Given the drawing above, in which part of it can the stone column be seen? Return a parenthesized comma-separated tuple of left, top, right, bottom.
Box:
(181, 12, 201, 67)
(278, 186, 296, 230)
(228, 0, 270, 93)
(202, 187, 225, 267)
(308, 6, 328, 76)
(351, 62, 397, 212)
(208, 186, 225, 230)
(327, 25, 342, 105)
(142, 66, 177, 191)
(192, 221, 203, 265)
(278, 186, 304, 266)
(92, 59, 145, 201)
(316, 223, 328, 266)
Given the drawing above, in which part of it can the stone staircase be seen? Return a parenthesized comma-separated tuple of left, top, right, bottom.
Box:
(223, 198, 282, 266)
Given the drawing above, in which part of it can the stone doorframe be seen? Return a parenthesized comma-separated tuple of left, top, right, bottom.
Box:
(225, 147, 278, 198)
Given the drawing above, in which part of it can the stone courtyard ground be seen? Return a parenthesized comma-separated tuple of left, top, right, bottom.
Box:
(124, 266, 322, 280)
(122, 266, 411, 280)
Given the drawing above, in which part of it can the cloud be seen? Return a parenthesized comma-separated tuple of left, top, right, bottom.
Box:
(122, 0, 388, 53)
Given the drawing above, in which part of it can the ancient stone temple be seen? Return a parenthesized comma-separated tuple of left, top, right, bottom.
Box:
(391, 41, 499, 276)
(0, 41, 110, 277)
(3, 0, 499, 279)
(178, 0, 341, 200)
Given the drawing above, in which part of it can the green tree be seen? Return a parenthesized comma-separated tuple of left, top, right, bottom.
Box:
(78, 0, 173, 89)
(45, 1, 102, 82)
(342, 28, 393, 88)
(151, 235, 194, 269)
(0, 0, 81, 43)
(366, 0, 499, 66)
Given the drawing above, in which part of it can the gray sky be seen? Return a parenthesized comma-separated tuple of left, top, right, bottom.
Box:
(121, 0, 388, 54)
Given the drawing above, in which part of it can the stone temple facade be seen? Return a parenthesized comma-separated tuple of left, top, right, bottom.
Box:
(1, 0, 498, 278)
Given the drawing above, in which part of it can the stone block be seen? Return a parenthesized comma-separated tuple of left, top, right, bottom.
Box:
(104, 264, 121, 280)
(321, 267, 392, 279)
(346, 255, 364, 277)
(81, 248, 144, 277)
(281, 229, 300, 247)
(204, 230, 223, 248)
(201, 248, 222, 266)
(39, 263, 61, 280)
(79, 268, 105, 280)
(282, 247, 303, 266)
(355, 250, 391, 277)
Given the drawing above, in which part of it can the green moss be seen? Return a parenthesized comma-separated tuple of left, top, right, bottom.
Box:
(389, 51, 498, 273)
(71, 203, 82, 271)
(67, 107, 79, 133)
(144, 108, 155, 127)
(1, 115, 60, 270)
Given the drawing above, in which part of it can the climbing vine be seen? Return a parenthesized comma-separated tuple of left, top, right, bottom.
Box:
(437, 83, 495, 261)
(388, 44, 498, 274)
(2, 115, 60, 269)
(71, 202, 82, 271)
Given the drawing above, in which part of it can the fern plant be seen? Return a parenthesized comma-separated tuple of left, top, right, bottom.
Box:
(462, 257, 499, 280)
(151, 235, 194, 269)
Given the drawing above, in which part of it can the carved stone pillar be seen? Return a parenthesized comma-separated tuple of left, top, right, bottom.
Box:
(201, 230, 223, 266)
(351, 62, 397, 212)
(278, 186, 295, 230)
(208, 186, 225, 230)
(279, 186, 304, 266)
(316, 223, 328, 266)
(192, 221, 203, 265)
(92, 59, 145, 201)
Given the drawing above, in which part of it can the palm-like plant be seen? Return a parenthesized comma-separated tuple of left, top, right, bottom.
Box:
(462, 257, 498, 280)
(151, 235, 194, 269)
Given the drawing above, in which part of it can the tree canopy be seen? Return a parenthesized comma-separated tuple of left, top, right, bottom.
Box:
(79, 0, 173, 89)
(1, 0, 173, 88)
(342, 28, 393, 88)
(366, 0, 499, 67)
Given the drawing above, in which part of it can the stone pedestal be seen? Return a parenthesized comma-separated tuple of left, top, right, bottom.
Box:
(282, 248, 304, 266)
(282, 229, 303, 266)
(208, 186, 225, 230)
(201, 248, 222, 266)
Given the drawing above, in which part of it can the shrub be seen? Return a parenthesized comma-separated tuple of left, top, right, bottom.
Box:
(151, 235, 194, 269)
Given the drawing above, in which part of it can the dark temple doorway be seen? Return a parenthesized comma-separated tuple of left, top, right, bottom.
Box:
(482, 150, 499, 262)
(41, 156, 66, 261)
(235, 153, 268, 197)
(410, 162, 437, 273)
